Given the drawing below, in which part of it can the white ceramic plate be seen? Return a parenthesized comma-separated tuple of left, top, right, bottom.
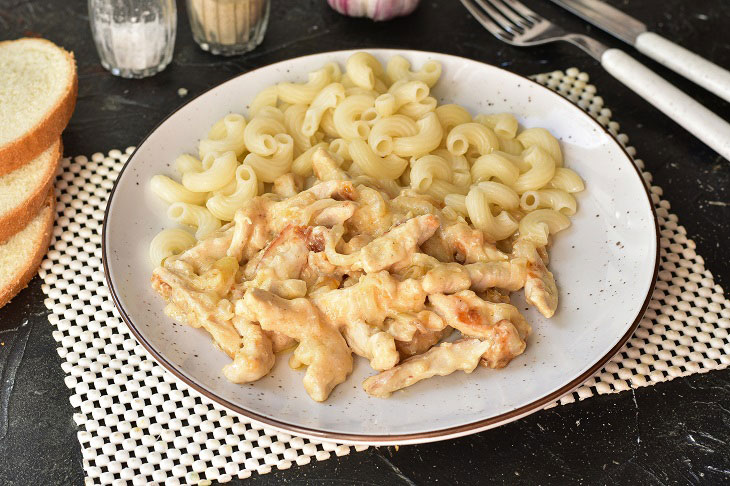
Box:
(103, 49, 659, 445)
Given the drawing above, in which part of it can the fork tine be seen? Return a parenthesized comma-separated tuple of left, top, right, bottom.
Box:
(500, 0, 543, 22)
(460, 0, 512, 41)
(474, 0, 523, 34)
(488, 0, 533, 28)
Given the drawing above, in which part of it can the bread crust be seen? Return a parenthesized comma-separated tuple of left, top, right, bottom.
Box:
(0, 38, 77, 176)
(0, 139, 61, 244)
(0, 188, 55, 309)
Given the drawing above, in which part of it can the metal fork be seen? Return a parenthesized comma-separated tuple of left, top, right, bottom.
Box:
(460, 0, 730, 161)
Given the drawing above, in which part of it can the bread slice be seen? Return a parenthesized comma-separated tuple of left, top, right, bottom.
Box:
(0, 139, 61, 244)
(0, 189, 55, 309)
(0, 38, 76, 176)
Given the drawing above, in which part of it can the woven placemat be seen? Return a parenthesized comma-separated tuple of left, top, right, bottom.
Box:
(38, 68, 729, 485)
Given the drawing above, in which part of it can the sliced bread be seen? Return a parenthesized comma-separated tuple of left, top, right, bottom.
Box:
(0, 189, 55, 308)
(0, 38, 77, 176)
(0, 139, 61, 244)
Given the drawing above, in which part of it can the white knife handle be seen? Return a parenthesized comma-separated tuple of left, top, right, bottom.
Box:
(635, 32, 730, 103)
(601, 49, 730, 161)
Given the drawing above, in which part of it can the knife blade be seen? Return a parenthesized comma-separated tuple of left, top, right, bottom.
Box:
(549, 0, 647, 44)
(549, 0, 730, 103)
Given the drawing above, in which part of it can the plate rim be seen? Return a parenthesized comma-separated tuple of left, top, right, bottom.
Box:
(102, 48, 661, 445)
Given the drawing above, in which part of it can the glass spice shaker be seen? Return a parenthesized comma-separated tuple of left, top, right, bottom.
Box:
(186, 0, 270, 56)
(88, 0, 177, 78)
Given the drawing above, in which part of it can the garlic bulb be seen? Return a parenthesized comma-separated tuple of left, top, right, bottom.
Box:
(327, 0, 421, 21)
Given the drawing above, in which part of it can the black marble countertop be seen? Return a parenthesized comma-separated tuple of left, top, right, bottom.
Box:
(1, 0, 729, 484)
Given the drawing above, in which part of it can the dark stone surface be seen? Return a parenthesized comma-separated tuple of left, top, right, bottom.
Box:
(0, 0, 729, 484)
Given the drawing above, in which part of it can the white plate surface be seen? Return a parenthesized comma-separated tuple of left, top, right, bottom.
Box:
(103, 50, 659, 445)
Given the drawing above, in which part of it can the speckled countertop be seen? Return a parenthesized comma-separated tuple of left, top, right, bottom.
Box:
(0, 0, 729, 484)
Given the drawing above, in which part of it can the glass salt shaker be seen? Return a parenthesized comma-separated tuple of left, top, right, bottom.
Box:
(88, 0, 177, 78)
(185, 0, 270, 56)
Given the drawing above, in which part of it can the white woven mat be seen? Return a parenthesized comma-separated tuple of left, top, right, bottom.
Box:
(39, 68, 729, 485)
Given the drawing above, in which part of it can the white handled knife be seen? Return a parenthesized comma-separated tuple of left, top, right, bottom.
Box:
(550, 0, 730, 103)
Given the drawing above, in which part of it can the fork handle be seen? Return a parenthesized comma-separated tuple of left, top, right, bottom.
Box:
(602, 49, 730, 161)
(635, 32, 730, 103)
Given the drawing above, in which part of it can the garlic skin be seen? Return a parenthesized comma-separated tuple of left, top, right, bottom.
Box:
(327, 0, 421, 21)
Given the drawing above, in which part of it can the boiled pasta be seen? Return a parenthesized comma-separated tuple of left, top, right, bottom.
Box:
(152, 53, 584, 256)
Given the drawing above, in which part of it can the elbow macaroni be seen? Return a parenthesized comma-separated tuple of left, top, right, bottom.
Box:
(388, 80, 429, 111)
(250, 86, 278, 117)
(167, 202, 221, 240)
(244, 133, 294, 182)
(548, 167, 585, 193)
(369, 114, 418, 157)
(206, 164, 259, 221)
(333, 94, 374, 140)
(284, 104, 315, 155)
(149, 228, 197, 267)
(182, 151, 238, 192)
(291, 142, 329, 176)
(520, 189, 577, 216)
(349, 139, 409, 180)
(465, 184, 519, 242)
(386, 55, 442, 87)
(175, 153, 203, 175)
(410, 154, 452, 192)
(512, 146, 556, 193)
(470, 151, 520, 186)
(436, 104, 472, 133)
(244, 116, 288, 156)
(199, 114, 247, 159)
(475, 113, 518, 140)
(447, 122, 500, 157)
(518, 209, 571, 246)
(398, 96, 437, 119)
(151, 175, 208, 205)
(346, 52, 385, 90)
(278, 66, 333, 104)
(302, 83, 346, 137)
(517, 127, 563, 166)
(392, 112, 443, 158)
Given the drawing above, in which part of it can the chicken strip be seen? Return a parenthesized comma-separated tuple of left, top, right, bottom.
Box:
(320, 214, 440, 273)
(428, 290, 530, 341)
(428, 290, 529, 368)
(312, 201, 357, 227)
(393, 253, 525, 295)
(312, 147, 348, 181)
(423, 221, 508, 264)
(387, 192, 443, 228)
(152, 265, 241, 359)
(395, 327, 453, 360)
(311, 271, 428, 328)
(513, 239, 558, 318)
(272, 173, 303, 197)
(420, 261, 472, 294)
(476, 319, 527, 368)
(239, 289, 352, 402)
(363, 339, 491, 398)
(479, 288, 512, 304)
(171, 223, 235, 273)
(252, 225, 311, 275)
(382, 310, 445, 341)
(227, 197, 274, 262)
(341, 320, 399, 371)
(227, 180, 358, 262)
(344, 185, 394, 237)
(223, 316, 276, 383)
(465, 259, 527, 292)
